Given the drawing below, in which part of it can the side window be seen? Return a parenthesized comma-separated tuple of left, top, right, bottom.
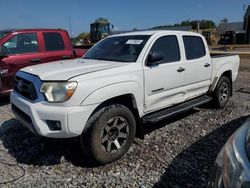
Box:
(2, 33, 38, 55)
(43, 32, 65, 51)
(183, 36, 206, 60)
(150, 35, 180, 63)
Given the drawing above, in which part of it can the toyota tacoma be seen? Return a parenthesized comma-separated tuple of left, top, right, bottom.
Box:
(10, 31, 240, 164)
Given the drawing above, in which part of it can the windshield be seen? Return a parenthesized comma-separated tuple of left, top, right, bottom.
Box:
(0, 31, 10, 40)
(83, 35, 150, 62)
(99, 24, 109, 33)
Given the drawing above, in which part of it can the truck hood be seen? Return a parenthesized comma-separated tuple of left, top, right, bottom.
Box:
(21, 59, 128, 81)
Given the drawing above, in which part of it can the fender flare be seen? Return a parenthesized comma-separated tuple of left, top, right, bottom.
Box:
(209, 66, 232, 93)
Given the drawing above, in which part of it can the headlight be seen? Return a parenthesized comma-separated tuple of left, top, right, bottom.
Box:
(222, 132, 243, 187)
(245, 122, 250, 160)
(40, 82, 77, 102)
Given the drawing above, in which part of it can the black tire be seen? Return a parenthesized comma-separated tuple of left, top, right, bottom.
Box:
(80, 104, 136, 164)
(212, 76, 231, 108)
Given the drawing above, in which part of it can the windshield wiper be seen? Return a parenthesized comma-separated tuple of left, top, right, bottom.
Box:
(83, 57, 132, 62)
(83, 57, 113, 61)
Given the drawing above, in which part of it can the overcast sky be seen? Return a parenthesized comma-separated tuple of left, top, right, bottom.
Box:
(0, 0, 249, 36)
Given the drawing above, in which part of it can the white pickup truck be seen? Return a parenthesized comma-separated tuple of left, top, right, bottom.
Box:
(10, 30, 239, 164)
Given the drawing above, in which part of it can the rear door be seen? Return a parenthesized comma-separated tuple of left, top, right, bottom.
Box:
(181, 35, 212, 100)
(0, 32, 42, 94)
(144, 34, 186, 112)
(41, 31, 74, 62)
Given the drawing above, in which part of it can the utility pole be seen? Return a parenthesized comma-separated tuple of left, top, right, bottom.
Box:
(197, 20, 200, 33)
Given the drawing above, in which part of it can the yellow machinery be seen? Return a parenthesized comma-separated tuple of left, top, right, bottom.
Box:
(202, 29, 217, 45)
(90, 18, 111, 43)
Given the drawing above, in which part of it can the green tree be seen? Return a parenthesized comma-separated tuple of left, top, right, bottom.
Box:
(152, 19, 216, 30)
(200, 20, 216, 29)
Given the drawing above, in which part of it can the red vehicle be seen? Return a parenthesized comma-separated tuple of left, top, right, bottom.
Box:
(0, 29, 87, 96)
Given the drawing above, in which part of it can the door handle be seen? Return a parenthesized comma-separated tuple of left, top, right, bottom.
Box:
(204, 63, 211, 68)
(61, 55, 70, 60)
(177, 67, 185, 72)
(29, 58, 41, 63)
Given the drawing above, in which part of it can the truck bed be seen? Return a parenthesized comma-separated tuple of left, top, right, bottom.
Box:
(211, 53, 240, 83)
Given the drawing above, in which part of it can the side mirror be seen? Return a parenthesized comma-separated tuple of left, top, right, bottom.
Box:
(147, 51, 164, 66)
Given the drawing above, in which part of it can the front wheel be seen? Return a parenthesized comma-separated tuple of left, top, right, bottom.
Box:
(81, 104, 136, 164)
(212, 76, 231, 108)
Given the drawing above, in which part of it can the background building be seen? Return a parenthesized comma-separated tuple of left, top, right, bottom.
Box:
(244, 5, 250, 44)
(218, 22, 244, 33)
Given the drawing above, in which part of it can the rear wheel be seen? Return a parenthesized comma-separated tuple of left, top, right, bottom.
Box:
(81, 104, 136, 164)
(213, 76, 231, 108)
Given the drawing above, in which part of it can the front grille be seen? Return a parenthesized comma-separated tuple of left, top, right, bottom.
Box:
(14, 76, 38, 101)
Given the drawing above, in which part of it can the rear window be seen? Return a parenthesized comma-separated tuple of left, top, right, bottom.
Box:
(183, 36, 206, 60)
(43, 32, 65, 51)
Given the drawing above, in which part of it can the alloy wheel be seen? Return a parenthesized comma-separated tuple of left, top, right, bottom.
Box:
(101, 116, 129, 153)
(219, 82, 229, 103)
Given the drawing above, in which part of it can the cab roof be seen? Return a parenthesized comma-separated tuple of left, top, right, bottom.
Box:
(111, 30, 200, 37)
(0, 28, 67, 33)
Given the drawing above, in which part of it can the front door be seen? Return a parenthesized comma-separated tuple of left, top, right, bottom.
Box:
(144, 35, 186, 112)
(0, 32, 42, 94)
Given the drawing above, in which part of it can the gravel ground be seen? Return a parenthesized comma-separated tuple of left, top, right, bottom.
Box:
(0, 58, 250, 187)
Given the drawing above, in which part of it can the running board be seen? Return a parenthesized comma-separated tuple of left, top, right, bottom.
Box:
(142, 95, 212, 124)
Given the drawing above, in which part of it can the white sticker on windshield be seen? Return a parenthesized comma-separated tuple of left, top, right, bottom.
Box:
(126, 40, 143, 45)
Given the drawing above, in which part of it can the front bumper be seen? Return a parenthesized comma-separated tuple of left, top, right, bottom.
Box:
(10, 91, 98, 138)
(208, 121, 250, 188)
